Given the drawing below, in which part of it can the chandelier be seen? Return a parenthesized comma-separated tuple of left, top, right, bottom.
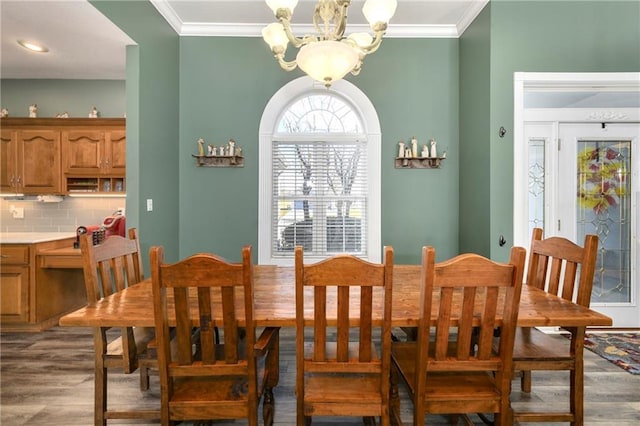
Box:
(262, 0, 397, 88)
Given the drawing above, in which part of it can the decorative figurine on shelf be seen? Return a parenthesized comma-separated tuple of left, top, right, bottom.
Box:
(430, 138, 437, 158)
(442, 150, 447, 159)
(235, 146, 242, 157)
(197, 137, 205, 156)
(89, 106, 99, 118)
(207, 144, 214, 156)
(411, 136, 418, 158)
(55, 111, 69, 118)
(405, 147, 412, 158)
(398, 141, 405, 158)
(0, 108, 8, 118)
(228, 138, 235, 156)
(28, 104, 38, 118)
(421, 144, 429, 158)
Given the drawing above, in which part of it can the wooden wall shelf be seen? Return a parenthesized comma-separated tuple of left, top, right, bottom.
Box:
(192, 154, 244, 168)
(395, 157, 445, 169)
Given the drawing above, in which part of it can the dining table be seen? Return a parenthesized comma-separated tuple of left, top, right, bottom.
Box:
(59, 263, 612, 425)
(59, 264, 612, 329)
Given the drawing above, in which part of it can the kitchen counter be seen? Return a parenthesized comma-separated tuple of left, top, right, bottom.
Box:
(0, 232, 76, 244)
(0, 234, 85, 332)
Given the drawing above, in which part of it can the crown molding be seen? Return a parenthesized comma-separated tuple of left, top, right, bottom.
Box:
(180, 23, 461, 38)
(151, 0, 490, 39)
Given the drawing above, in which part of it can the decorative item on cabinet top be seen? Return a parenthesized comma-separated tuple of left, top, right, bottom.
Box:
(192, 137, 244, 167)
(395, 136, 446, 169)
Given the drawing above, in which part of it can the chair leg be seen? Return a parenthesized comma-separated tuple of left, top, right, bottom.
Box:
(263, 387, 275, 426)
(521, 370, 532, 393)
(390, 364, 402, 426)
(139, 364, 149, 391)
(570, 327, 585, 426)
(95, 363, 107, 426)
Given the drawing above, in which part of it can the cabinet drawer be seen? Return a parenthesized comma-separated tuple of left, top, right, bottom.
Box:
(0, 246, 30, 265)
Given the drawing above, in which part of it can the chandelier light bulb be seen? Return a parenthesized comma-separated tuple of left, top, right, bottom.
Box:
(348, 32, 374, 49)
(262, 22, 289, 51)
(362, 0, 397, 26)
(266, 0, 299, 15)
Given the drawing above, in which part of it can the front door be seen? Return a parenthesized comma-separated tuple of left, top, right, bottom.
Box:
(557, 123, 639, 327)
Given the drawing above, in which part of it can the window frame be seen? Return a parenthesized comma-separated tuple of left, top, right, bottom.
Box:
(259, 77, 381, 265)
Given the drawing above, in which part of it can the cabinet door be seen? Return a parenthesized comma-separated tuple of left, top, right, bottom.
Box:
(0, 265, 30, 323)
(62, 130, 105, 173)
(107, 130, 126, 173)
(0, 129, 18, 193)
(19, 130, 62, 194)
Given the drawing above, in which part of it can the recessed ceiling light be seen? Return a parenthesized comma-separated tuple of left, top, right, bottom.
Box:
(17, 40, 49, 53)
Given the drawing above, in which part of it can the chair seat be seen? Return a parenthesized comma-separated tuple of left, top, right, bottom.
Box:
(513, 327, 573, 364)
(392, 342, 500, 401)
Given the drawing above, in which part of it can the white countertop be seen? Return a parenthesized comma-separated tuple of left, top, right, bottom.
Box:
(0, 232, 76, 244)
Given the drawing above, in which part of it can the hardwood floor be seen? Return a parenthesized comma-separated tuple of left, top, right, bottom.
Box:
(1, 326, 638, 425)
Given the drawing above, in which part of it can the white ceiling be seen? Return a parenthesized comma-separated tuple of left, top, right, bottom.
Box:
(1, 0, 488, 80)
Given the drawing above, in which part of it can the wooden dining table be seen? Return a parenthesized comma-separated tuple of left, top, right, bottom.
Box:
(59, 264, 612, 329)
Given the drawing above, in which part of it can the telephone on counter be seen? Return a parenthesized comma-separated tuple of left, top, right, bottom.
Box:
(102, 212, 126, 238)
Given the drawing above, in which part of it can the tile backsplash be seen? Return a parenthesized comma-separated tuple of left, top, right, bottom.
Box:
(0, 197, 126, 232)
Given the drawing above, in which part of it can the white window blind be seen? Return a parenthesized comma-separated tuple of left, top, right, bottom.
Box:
(272, 140, 368, 257)
(270, 93, 368, 258)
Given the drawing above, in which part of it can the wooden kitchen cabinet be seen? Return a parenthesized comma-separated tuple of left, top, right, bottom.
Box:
(0, 125, 62, 194)
(0, 118, 126, 195)
(62, 125, 126, 175)
(0, 245, 30, 323)
(0, 237, 86, 332)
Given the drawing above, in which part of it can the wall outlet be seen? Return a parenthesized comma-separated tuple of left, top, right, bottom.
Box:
(9, 205, 24, 219)
(146, 199, 153, 212)
(117, 207, 125, 216)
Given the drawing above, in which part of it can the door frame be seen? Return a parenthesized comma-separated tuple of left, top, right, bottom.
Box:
(513, 72, 640, 327)
(514, 72, 640, 247)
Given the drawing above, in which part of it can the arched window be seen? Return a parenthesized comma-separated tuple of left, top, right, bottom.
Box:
(259, 77, 381, 265)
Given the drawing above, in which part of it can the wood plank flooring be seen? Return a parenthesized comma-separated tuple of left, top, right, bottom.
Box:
(1, 326, 639, 425)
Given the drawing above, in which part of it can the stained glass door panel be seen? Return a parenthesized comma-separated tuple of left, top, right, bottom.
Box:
(559, 123, 639, 327)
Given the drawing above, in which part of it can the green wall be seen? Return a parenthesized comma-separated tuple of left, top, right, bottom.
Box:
(460, 0, 640, 261)
(459, 4, 491, 256)
(0, 80, 125, 118)
(90, 0, 181, 263)
(177, 37, 460, 264)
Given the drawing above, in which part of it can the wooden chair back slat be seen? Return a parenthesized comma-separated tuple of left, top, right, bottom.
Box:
(359, 286, 373, 361)
(221, 286, 239, 363)
(295, 246, 394, 424)
(314, 286, 327, 361)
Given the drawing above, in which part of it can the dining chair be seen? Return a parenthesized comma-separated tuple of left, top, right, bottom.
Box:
(150, 245, 280, 426)
(79, 229, 159, 425)
(512, 228, 599, 425)
(294, 245, 394, 426)
(390, 246, 526, 426)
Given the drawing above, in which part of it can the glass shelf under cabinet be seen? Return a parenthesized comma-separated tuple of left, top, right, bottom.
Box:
(66, 177, 125, 194)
